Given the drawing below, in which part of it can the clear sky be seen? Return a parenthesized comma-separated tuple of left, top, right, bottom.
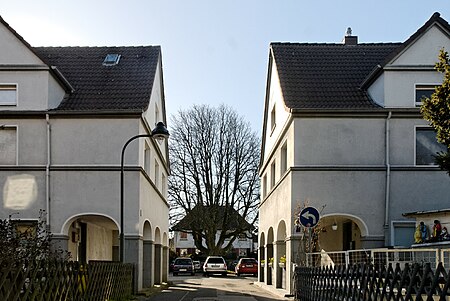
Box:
(1, 1, 449, 132)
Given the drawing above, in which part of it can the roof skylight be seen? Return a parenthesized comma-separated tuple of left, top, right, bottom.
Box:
(103, 54, 121, 66)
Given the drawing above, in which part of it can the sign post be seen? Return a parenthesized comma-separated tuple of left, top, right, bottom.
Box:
(299, 206, 320, 228)
(298, 206, 320, 255)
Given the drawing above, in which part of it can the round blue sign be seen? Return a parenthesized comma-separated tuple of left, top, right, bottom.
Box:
(299, 207, 320, 227)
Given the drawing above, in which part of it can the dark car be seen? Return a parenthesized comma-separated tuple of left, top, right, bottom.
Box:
(172, 257, 195, 276)
(235, 258, 258, 276)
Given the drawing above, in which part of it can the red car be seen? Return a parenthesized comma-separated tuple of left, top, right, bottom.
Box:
(235, 258, 258, 277)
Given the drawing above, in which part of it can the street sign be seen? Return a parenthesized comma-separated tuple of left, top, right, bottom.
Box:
(299, 206, 320, 227)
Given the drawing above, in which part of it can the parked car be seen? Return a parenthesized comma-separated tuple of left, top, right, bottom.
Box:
(203, 256, 227, 277)
(172, 257, 195, 276)
(235, 258, 258, 276)
(193, 260, 202, 272)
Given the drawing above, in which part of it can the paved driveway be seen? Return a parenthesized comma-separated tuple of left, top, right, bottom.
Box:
(140, 273, 291, 301)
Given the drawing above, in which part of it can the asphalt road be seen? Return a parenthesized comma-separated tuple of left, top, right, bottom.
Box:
(140, 273, 291, 301)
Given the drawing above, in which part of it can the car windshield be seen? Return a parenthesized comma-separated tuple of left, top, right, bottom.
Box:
(175, 259, 192, 265)
(207, 257, 224, 264)
(241, 259, 257, 264)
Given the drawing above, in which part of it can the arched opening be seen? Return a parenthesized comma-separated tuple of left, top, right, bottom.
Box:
(61, 214, 119, 262)
(162, 232, 169, 282)
(266, 227, 274, 285)
(276, 220, 287, 289)
(142, 221, 153, 288)
(154, 227, 162, 284)
(259, 232, 266, 282)
(318, 214, 367, 252)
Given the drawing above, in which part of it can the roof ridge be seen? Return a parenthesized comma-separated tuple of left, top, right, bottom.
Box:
(271, 42, 403, 46)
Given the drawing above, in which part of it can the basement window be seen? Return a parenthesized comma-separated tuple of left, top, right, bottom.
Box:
(103, 54, 121, 66)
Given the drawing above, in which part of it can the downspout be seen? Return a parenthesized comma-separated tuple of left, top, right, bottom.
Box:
(46, 114, 51, 230)
(384, 111, 392, 238)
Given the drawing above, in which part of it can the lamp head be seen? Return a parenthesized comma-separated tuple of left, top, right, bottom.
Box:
(151, 122, 170, 140)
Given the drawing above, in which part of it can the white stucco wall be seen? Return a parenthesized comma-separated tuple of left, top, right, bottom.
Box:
(0, 23, 43, 65)
(262, 60, 290, 165)
(294, 118, 386, 165)
(390, 25, 450, 66)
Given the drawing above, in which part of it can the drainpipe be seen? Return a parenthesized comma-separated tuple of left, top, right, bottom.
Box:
(46, 114, 51, 230)
(384, 112, 392, 235)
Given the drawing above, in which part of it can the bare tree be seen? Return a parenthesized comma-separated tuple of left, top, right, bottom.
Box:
(169, 104, 260, 255)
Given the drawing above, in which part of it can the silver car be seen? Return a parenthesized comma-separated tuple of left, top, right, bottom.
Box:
(203, 256, 227, 276)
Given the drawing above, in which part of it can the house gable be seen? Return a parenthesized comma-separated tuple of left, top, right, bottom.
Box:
(389, 24, 450, 66)
(0, 17, 44, 65)
(368, 13, 450, 108)
(260, 53, 291, 170)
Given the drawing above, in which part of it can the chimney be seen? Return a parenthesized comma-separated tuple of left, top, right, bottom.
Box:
(342, 27, 358, 45)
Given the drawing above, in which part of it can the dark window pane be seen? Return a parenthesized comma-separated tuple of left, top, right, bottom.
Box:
(416, 128, 446, 165)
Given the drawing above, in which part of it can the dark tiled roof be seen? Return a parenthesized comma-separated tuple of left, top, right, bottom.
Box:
(172, 205, 253, 231)
(34, 46, 160, 111)
(271, 43, 401, 109)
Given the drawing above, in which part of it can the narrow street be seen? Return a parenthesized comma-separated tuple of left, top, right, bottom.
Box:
(140, 274, 292, 301)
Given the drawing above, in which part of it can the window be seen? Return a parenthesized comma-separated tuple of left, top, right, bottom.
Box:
(162, 173, 167, 196)
(13, 220, 38, 247)
(270, 105, 276, 131)
(154, 159, 160, 187)
(281, 142, 287, 174)
(0, 84, 17, 105)
(270, 161, 276, 188)
(415, 127, 446, 165)
(180, 232, 188, 240)
(238, 233, 247, 240)
(0, 126, 17, 165)
(155, 104, 160, 125)
(144, 142, 151, 175)
(415, 84, 437, 107)
(262, 175, 267, 198)
(102, 54, 121, 66)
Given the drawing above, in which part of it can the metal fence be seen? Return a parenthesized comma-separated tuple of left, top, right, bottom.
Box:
(0, 259, 133, 301)
(294, 262, 450, 301)
(306, 248, 450, 269)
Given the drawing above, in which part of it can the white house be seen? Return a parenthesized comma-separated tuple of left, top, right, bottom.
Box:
(0, 16, 170, 291)
(258, 12, 450, 295)
(172, 206, 255, 258)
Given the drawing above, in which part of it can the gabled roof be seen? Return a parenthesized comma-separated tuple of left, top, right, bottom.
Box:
(269, 12, 449, 111)
(271, 43, 400, 109)
(172, 205, 253, 232)
(34, 46, 161, 111)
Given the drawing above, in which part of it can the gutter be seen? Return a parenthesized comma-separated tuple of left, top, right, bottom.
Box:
(46, 114, 51, 229)
(384, 111, 392, 229)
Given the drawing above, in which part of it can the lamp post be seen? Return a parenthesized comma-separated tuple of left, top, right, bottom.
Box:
(120, 121, 169, 262)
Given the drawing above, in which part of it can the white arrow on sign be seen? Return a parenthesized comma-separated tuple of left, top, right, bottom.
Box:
(301, 210, 317, 225)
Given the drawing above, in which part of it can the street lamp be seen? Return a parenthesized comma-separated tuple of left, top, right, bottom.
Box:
(120, 121, 169, 262)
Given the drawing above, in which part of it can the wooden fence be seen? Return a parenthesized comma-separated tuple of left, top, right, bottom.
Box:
(0, 259, 133, 301)
(294, 262, 450, 301)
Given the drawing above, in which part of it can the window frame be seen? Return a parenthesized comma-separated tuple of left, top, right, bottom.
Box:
(270, 105, 276, 132)
(414, 125, 446, 166)
(414, 83, 438, 107)
(179, 231, 188, 240)
(0, 83, 18, 106)
(0, 125, 19, 165)
(270, 161, 276, 188)
(280, 142, 288, 175)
